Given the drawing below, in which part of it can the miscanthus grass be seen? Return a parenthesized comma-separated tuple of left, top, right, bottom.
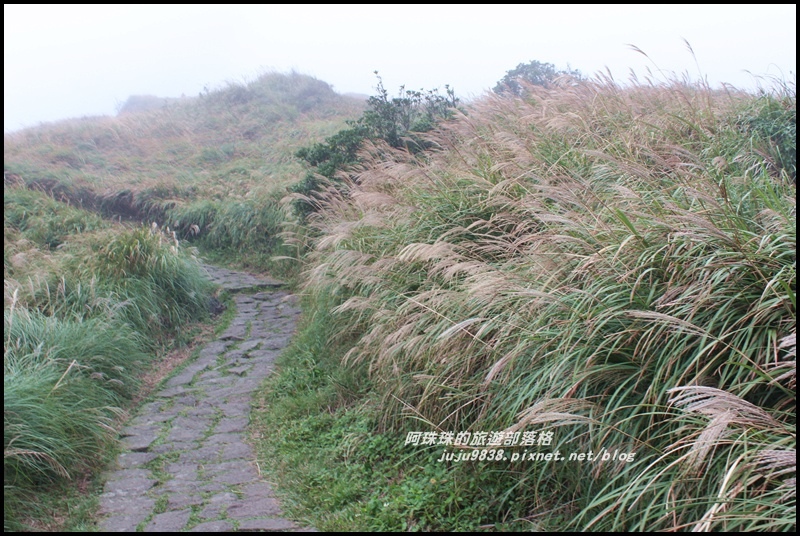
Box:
(299, 77, 795, 530)
(4, 207, 213, 530)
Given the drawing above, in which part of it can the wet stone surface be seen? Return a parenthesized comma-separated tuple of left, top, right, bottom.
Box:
(98, 264, 310, 532)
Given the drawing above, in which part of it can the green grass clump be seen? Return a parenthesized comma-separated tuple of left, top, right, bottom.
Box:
(3, 305, 149, 530)
(90, 226, 214, 336)
(735, 90, 796, 182)
(4, 310, 146, 478)
(166, 190, 300, 280)
(281, 77, 796, 530)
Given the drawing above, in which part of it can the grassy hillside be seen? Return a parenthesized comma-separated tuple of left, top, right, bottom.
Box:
(5, 71, 365, 274)
(257, 77, 796, 531)
(3, 71, 364, 530)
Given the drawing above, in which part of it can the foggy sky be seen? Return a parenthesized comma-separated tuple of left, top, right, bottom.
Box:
(4, 4, 796, 132)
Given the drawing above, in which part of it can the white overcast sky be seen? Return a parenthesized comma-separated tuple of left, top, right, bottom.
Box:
(4, 4, 796, 132)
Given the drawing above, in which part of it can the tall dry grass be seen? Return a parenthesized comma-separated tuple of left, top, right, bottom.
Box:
(299, 77, 795, 530)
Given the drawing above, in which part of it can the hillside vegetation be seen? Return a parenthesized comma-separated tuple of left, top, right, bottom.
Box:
(260, 76, 796, 531)
(4, 68, 796, 531)
(3, 72, 364, 530)
(5, 71, 365, 273)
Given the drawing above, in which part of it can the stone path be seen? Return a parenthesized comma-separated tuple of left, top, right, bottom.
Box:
(98, 264, 310, 532)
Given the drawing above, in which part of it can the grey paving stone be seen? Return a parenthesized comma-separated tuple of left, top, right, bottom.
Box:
(121, 433, 158, 452)
(173, 416, 213, 430)
(199, 340, 232, 357)
(175, 394, 200, 407)
(205, 433, 242, 446)
(219, 402, 251, 417)
(197, 482, 227, 493)
(157, 385, 192, 398)
(103, 476, 157, 494)
(219, 324, 247, 341)
(235, 378, 266, 393)
(197, 369, 224, 381)
(100, 512, 151, 532)
(203, 460, 249, 473)
(248, 349, 280, 361)
(186, 404, 218, 417)
(98, 494, 156, 515)
(151, 406, 185, 420)
(115, 452, 158, 469)
(144, 509, 191, 532)
(214, 468, 258, 485)
(149, 440, 199, 454)
(241, 482, 276, 499)
(179, 445, 223, 463)
(199, 376, 237, 388)
(198, 492, 238, 519)
(227, 365, 252, 376)
(221, 442, 254, 460)
(159, 479, 203, 493)
(226, 497, 283, 519)
(215, 417, 249, 434)
(165, 461, 202, 480)
(164, 372, 193, 387)
(119, 424, 161, 438)
(166, 426, 206, 443)
(259, 293, 281, 302)
(167, 493, 204, 510)
(129, 412, 174, 425)
(104, 468, 152, 482)
(238, 339, 263, 352)
(261, 336, 292, 350)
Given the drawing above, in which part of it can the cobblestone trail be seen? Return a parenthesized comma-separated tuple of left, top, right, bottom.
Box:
(99, 264, 312, 532)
